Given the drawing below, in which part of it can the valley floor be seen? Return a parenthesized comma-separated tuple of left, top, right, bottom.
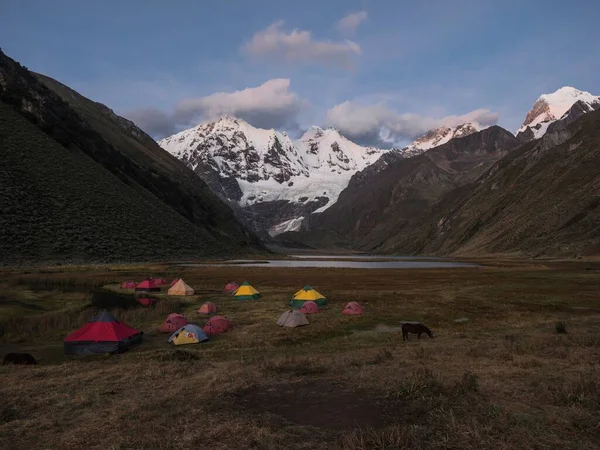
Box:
(1, 261, 600, 449)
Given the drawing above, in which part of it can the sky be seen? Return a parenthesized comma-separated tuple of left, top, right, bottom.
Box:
(1, 0, 599, 148)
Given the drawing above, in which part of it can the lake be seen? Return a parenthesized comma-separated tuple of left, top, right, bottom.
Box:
(183, 255, 479, 269)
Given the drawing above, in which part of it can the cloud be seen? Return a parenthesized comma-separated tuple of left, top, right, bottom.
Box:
(124, 79, 306, 138)
(326, 101, 499, 147)
(336, 11, 368, 35)
(242, 21, 361, 70)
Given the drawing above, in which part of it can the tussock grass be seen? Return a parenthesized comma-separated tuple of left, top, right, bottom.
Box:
(1, 262, 600, 449)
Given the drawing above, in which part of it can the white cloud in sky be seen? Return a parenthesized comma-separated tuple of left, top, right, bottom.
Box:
(336, 11, 368, 35)
(242, 20, 361, 70)
(326, 101, 499, 146)
(125, 78, 307, 137)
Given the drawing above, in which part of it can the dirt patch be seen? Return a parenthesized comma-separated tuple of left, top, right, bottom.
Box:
(236, 382, 426, 429)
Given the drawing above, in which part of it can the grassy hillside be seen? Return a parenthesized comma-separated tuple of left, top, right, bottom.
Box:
(1, 262, 600, 448)
(0, 101, 241, 264)
(377, 110, 600, 258)
(0, 49, 265, 264)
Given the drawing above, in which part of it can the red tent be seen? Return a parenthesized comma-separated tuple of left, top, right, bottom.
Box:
(170, 278, 181, 287)
(121, 281, 136, 289)
(155, 278, 168, 286)
(203, 315, 233, 336)
(64, 310, 143, 355)
(299, 301, 320, 314)
(342, 301, 364, 315)
(197, 302, 217, 314)
(224, 281, 240, 294)
(137, 297, 157, 307)
(159, 313, 188, 333)
(136, 279, 161, 292)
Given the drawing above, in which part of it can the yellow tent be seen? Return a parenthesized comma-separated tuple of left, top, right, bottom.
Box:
(232, 281, 260, 300)
(168, 324, 209, 345)
(168, 279, 194, 296)
(290, 285, 327, 307)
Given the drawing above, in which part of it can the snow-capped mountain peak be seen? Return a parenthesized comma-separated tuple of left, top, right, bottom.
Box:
(158, 117, 391, 236)
(402, 122, 481, 154)
(518, 86, 600, 139)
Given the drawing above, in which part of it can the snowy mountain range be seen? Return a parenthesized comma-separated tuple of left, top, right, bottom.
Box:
(159, 117, 390, 236)
(517, 86, 600, 140)
(158, 86, 600, 237)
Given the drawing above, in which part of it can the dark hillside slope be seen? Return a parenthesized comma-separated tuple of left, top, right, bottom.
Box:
(0, 101, 236, 264)
(289, 126, 519, 249)
(380, 109, 600, 257)
(0, 49, 263, 255)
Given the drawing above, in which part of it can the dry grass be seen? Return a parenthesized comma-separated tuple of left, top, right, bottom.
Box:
(1, 261, 600, 449)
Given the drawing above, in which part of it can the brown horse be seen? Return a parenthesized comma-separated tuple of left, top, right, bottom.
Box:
(402, 323, 434, 341)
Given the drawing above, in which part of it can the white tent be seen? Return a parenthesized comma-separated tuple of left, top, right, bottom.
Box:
(277, 310, 309, 328)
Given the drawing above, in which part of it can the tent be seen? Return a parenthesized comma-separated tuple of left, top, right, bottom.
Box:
(299, 301, 320, 314)
(64, 310, 143, 355)
(277, 310, 309, 328)
(342, 301, 364, 315)
(232, 281, 260, 300)
(168, 279, 195, 296)
(170, 278, 181, 287)
(159, 313, 189, 333)
(168, 324, 209, 345)
(155, 278, 168, 286)
(203, 315, 233, 336)
(120, 281, 136, 289)
(137, 297, 156, 307)
(224, 281, 240, 294)
(135, 279, 160, 292)
(197, 302, 217, 314)
(290, 285, 327, 308)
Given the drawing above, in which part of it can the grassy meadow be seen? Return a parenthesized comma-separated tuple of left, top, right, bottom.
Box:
(1, 261, 600, 449)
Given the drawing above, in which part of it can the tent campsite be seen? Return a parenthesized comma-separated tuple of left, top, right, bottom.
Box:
(120, 281, 136, 289)
(232, 281, 260, 300)
(159, 313, 189, 333)
(168, 279, 194, 296)
(168, 324, 209, 345)
(299, 301, 320, 314)
(203, 315, 233, 336)
(342, 301, 364, 315)
(197, 302, 217, 314)
(277, 310, 310, 328)
(290, 285, 327, 308)
(64, 310, 143, 355)
(224, 281, 240, 294)
(135, 279, 161, 292)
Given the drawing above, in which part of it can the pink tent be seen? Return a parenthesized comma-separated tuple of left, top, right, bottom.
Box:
(159, 313, 188, 333)
(155, 278, 168, 286)
(342, 302, 364, 315)
(299, 301, 320, 314)
(197, 302, 217, 314)
(203, 315, 233, 336)
(137, 297, 157, 307)
(224, 281, 240, 294)
(121, 281, 136, 289)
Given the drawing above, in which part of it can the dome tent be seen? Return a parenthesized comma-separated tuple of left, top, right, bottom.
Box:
(159, 313, 189, 333)
(233, 281, 260, 300)
(120, 281, 136, 289)
(197, 302, 217, 314)
(168, 324, 209, 345)
(277, 310, 309, 328)
(203, 315, 233, 336)
(64, 310, 143, 355)
(299, 301, 320, 314)
(342, 302, 364, 315)
(224, 281, 240, 294)
(290, 285, 327, 308)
